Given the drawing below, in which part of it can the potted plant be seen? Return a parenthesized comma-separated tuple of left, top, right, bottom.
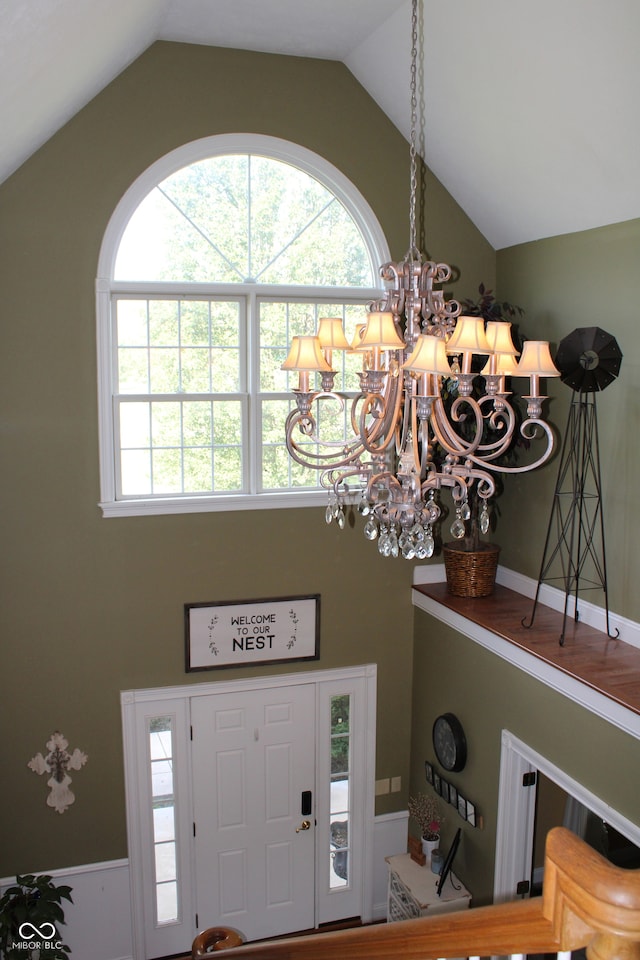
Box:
(0, 873, 73, 959)
(440, 284, 526, 597)
(408, 792, 444, 862)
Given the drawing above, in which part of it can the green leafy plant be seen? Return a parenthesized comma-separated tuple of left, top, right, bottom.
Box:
(0, 874, 73, 959)
(460, 282, 524, 331)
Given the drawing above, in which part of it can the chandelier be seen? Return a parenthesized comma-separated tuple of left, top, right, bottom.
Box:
(281, 0, 559, 560)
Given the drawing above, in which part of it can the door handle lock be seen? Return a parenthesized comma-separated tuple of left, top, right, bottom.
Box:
(296, 820, 311, 833)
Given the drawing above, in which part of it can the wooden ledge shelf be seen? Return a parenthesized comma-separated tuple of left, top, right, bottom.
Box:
(413, 582, 640, 719)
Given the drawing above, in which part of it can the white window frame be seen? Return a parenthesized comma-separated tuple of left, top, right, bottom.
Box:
(96, 134, 390, 518)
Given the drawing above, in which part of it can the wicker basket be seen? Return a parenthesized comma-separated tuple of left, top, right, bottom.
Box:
(442, 542, 500, 598)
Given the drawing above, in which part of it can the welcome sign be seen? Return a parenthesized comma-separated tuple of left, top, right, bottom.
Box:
(185, 594, 320, 671)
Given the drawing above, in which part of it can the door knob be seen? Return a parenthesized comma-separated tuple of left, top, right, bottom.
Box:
(295, 820, 311, 833)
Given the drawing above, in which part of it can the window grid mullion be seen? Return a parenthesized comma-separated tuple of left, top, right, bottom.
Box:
(247, 154, 252, 282)
(177, 300, 183, 393)
(147, 400, 154, 496)
(247, 290, 259, 495)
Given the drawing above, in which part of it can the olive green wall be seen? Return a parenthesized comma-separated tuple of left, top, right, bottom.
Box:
(0, 42, 494, 877)
(495, 219, 640, 620)
(409, 219, 640, 906)
(411, 612, 640, 905)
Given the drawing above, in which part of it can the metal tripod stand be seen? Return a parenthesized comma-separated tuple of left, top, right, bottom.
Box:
(522, 390, 618, 645)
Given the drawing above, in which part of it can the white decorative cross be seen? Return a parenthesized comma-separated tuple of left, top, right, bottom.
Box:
(28, 731, 88, 814)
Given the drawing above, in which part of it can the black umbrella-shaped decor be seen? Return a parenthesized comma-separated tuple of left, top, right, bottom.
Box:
(554, 326, 623, 392)
(523, 325, 622, 643)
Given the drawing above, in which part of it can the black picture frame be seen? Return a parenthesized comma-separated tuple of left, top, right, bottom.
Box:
(457, 793, 467, 820)
(437, 827, 462, 897)
(424, 761, 434, 785)
(440, 779, 450, 803)
(449, 784, 458, 809)
(433, 772, 441, 795)
(466, 800, 476, 827)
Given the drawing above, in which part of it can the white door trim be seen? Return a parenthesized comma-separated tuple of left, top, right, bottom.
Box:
(122, 663, 377, 704)
(495, 730, 640, 903)
(494, 731, 537, 903)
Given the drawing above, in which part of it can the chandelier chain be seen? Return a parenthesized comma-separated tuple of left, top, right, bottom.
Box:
(408, 0, 418, 257)
(280, 0, 558, 561)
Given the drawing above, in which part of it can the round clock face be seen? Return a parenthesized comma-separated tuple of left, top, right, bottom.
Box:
(432, 713, 467, 772)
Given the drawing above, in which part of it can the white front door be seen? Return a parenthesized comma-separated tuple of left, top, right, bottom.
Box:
(122, 665, 377, 959)
(191, 684, 316, 941)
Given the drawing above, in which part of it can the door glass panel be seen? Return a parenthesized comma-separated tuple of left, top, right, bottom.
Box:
(149, 717, 179, 923)
(330, 694, 351, 889)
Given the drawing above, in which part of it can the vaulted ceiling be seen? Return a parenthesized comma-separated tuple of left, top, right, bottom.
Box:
(2, 0, 638, 249)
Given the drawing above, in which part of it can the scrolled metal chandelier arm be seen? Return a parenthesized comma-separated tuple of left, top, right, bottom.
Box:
(428, 394, 486, 460)
(355, 373, 403, 457)
(475, 394, 517, 454)
(284, 396, 365, 472)
(474, 417, 556, 474)
(280, 0, 560, 559)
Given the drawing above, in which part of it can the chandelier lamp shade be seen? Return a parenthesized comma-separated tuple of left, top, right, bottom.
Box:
(281, 0, 560, 560)
(280, 335, 332, 396)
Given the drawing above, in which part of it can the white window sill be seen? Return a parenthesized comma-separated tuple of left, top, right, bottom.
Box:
(99, 489, 329, 517)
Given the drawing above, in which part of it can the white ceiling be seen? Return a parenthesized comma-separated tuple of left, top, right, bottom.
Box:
(1, 0, 639, 249)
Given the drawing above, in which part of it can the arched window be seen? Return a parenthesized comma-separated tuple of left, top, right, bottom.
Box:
(96, 134, 389, 516)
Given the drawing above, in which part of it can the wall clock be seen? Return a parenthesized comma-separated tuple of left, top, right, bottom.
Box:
(432, 713, 467, 772)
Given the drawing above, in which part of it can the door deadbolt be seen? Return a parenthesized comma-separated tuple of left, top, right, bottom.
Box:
(295, 820, 311, 832)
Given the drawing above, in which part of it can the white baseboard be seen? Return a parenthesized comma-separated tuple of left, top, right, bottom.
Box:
(413, 562, 640, 650)
(412, 562, 446, 585)
(495, 566, 639, 649)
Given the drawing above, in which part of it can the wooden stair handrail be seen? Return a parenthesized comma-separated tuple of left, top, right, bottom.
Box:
(543, 827, 640, 960)
(187, 827, 640, 960)
(191, 898, 559, 960)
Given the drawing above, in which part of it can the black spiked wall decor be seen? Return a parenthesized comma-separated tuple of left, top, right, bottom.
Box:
(523, 327, 622, 644)
(554, 326, 622, 393)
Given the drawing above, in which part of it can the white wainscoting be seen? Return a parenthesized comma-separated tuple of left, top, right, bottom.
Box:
(1, 811, 408, 960)
(0, 859, 133, 960)
(372, 810, 410, 919)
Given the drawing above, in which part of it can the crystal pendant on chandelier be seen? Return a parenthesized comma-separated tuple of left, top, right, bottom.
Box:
(450, 506, 466, 541)
(363, 517, 379, 541)
(281, 0, 559, 560)
(480, 501, 491, 535)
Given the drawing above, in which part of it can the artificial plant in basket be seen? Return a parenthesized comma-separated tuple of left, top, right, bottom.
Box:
(0, 873, 73, 959)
